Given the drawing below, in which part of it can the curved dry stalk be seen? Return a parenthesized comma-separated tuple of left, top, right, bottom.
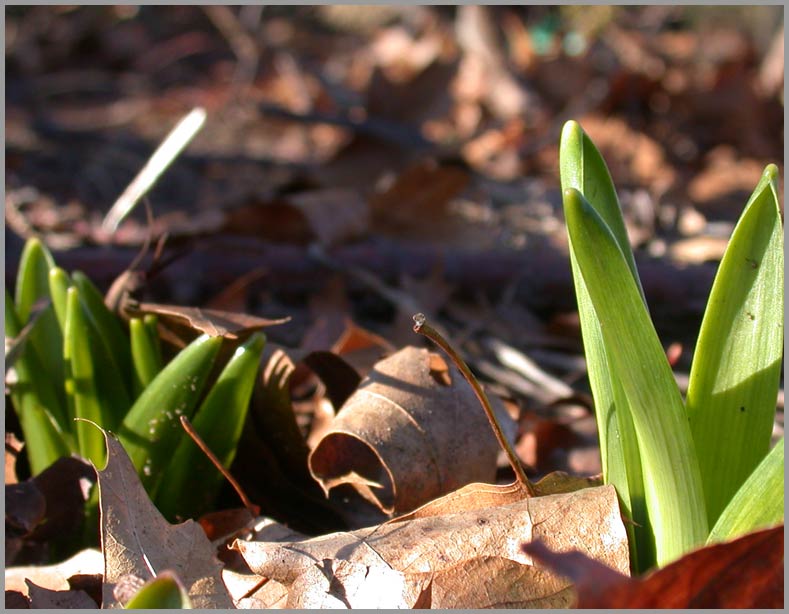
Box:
(412, 313, 535, 496)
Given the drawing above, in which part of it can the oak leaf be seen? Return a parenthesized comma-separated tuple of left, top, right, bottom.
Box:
(233, 485, 629, 608)
(97, 432, 233, 609)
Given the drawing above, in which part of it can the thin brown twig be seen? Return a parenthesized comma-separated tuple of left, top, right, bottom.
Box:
(179, 415, 260, 517)
(412, 313, 535, 495)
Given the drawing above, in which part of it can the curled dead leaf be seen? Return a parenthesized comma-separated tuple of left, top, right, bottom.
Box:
(308, 346, 516, 514)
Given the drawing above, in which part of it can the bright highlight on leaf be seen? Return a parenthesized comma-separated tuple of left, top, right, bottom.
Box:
(559, 120, 652, 572)
(685, 164, 784, 527)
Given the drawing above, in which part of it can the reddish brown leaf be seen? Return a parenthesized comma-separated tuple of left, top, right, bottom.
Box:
(5, 590, 30, 609)
(197, 508, 255, 543)
(523, 525, 784, 608)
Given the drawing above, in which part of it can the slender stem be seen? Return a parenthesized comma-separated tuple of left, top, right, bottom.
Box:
(179, 415, 260, 516)
(412, 313, 535, 495)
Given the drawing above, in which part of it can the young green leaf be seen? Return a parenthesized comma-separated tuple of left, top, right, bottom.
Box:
(72, 270, 135, 396)
(559, 121, 644, 295)
(5, 290, 72, 474)
(707, 437, 783, 544)
(685, 165, 784, 527)
(155, 333, 266, 520)
(14, 238, 67, 419)
(15, 237, 56, 321)
(55, 270, 133, 429)
(559, 120, 652, 571)
(130, 317, 164, 393)
(123, 571, 193, 609)
(64, 286, 108, 467)
(564, 187, 708, 567)
(48, 266, 72, 330)
(118, 334, 223, 490)
(144, 314, 163, 366)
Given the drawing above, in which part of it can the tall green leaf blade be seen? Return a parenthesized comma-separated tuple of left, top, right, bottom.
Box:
(685, 165, 784, 527)
(15, 237, 56, 321)
(559, 120, 652, 571)
(64, 287, 107, 467)
(5, 290, 72, 474)
(67, 272, 133, 426)
(14, 238, 67, 420)
(72, 270, 135, 396)
(118, 334, 222, 490)
(564, 187, 708, 566)
(155, 333, 265, 520)
(48, 267, 72, 330)
(130, 317, 164, 393)
(707, 437, 783, 544)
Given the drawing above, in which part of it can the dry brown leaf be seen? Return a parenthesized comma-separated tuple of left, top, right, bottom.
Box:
(369, 159, 470, 241)
(288, 188, 370, 247)
(390, 470, 599, 526)
(98, 432, 234, 609)
(25, 580, 97, 609)
(533, 471, 603, 496)
(287, 559, 431, 609)
(301, 350, 361, 411)
(123, 301, 290, 342)
(248, 349, 314, 490)
(391, 480, 527, 523)
(222, 570, 288, 609)
(308, 346, 516, 514)
(330, 318, 396, 375)
(524, 524, 784, 608)
(6, 457, 96, 566)
(233, 485, 629, 609)
(429, 555, 574, 608)
(5, 549, 104, 597)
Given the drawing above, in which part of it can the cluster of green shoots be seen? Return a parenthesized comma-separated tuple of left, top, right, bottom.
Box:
(5, 239, 264, 522)
(560, 120, 784, 571)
